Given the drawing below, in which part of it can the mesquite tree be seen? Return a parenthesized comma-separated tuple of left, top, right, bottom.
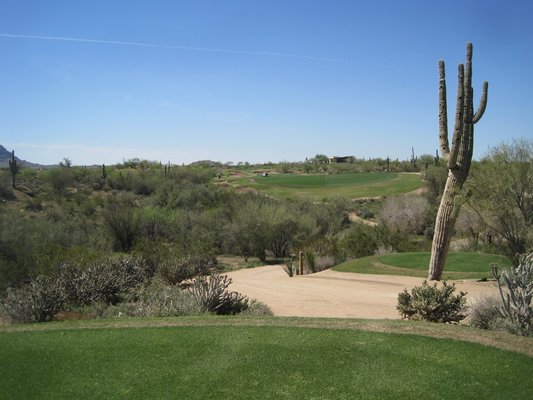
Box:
(428, 43, 488, 280)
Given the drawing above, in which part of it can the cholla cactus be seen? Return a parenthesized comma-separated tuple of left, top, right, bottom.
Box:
(8, 150, 19, 189)
(491, 253, 533, 336)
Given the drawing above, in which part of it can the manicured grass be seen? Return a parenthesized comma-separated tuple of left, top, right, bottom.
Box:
(334, 252, 512, 280)
(225, 172, 422, 200)
(0, 319, 531, 399)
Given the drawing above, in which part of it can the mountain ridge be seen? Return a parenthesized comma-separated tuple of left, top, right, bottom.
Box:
(0, 145, 44, 168)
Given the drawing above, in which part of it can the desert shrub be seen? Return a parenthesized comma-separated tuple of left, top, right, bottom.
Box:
(158, 255, 217, 286)
(338, 223, 379, 259)
(188, 273, 249, 315)
(0, 172, 14, 200)
(378, 194, 431, 236)
(240, 299, 274, 316)
(283, 259, 296, 277)
(269, 218, 299, 258)
(422, 164, 447, 203)
(304, 251, 317, 273)
(468, 296, 506, 330)
(107, 169, 135, 191)
(97, 282, 202, 318)
(1, 275, 64, 323)
(58, 256, 154, 307)
(397, 280, 468, 323)
(103, 194, 140, 252)
(47, 167, 75, 192)
(314, 255, 336, 271)
(0, 208, 110, 291)
(491, 253, 533, 336)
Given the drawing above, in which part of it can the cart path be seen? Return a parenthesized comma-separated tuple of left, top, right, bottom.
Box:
(227, 265, 499, 319)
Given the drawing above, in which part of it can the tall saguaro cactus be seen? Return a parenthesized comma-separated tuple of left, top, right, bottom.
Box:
(9, 150, 19, 189)
(428, 43, 488, 280)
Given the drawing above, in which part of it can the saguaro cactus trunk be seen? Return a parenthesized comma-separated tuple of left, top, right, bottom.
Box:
(428, 43, 488, 280)
(8, 150, 19, 189)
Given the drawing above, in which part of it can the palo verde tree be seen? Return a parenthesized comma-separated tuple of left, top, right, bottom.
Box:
(428, 43, 488, 280)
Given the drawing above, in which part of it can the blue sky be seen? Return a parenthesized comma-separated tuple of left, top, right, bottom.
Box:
(1, 0, 532, 165)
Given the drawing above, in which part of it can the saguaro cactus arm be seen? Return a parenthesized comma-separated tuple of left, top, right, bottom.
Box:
(473, 81, 488, 123)
(448, 64, 465, 170)
(438, 60, 450, 158)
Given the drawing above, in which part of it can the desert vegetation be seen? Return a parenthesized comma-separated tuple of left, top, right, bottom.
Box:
(0, 139, 531, 327)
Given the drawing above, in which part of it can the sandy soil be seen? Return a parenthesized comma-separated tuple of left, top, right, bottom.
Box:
(227, 265, 499, 319)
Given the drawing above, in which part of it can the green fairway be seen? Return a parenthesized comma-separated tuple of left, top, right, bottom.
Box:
(225, 172, 422, 199)
(334, 252, 512, 280)
(0, 318, 531, 399)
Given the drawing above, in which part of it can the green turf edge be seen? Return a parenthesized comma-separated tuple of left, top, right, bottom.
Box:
(333, 252, 512, 280)
(223, 172, 423, 200)
(1, 315, 531, 357)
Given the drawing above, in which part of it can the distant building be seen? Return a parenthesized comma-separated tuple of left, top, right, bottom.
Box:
(328, 156, 354, 164)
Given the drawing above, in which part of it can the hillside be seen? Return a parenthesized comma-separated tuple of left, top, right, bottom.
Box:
(0, 145, 43, 168)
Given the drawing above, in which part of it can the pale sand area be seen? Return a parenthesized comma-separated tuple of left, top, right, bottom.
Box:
(227, 265, 500, 319)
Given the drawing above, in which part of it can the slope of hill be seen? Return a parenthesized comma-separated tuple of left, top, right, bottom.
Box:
(0, 145, 43, 168)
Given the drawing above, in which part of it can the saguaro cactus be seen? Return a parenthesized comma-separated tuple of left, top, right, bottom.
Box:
(8, 150, 19, 189)
(428, 43, 488, 280)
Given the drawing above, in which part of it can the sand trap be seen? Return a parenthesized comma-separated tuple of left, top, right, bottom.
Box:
(227, 265, 499, 319)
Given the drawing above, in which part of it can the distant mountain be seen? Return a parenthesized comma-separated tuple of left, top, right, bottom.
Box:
(0, 145, 44, 168)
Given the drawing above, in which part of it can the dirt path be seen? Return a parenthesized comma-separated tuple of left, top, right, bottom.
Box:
(227, 266, 499, 319)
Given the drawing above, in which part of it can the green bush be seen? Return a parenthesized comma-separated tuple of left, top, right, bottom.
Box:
(397, 280, 467, 323)
(338, 223, 378, 259)
(188, 273, 249, 315)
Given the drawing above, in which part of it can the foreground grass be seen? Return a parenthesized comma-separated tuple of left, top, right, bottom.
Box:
(1, 317, 531, 399)
(334, 252, 512, 280)
(225, 172, 422, 200)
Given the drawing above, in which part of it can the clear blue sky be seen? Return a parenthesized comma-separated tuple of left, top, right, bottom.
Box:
(1, 0, 532, 165)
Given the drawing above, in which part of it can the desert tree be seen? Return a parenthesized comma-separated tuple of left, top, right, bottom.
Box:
(428, 43, 488, 280)
(378, 194, 431, 236)
(467, 139, 533, 260)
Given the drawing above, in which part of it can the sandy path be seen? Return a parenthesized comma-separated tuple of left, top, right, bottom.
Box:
(227, 266, 499, 319)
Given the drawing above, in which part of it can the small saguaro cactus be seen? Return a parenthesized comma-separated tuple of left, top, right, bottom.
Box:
(428, 43, 488, 280)
(8, 150, 19, 189)
(102, 164, 107, 181)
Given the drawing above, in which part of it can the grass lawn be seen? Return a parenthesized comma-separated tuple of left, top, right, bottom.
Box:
(334, 252, 512, 280)
(0, 317, 531, 399)
(224, 172, 422, 200)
